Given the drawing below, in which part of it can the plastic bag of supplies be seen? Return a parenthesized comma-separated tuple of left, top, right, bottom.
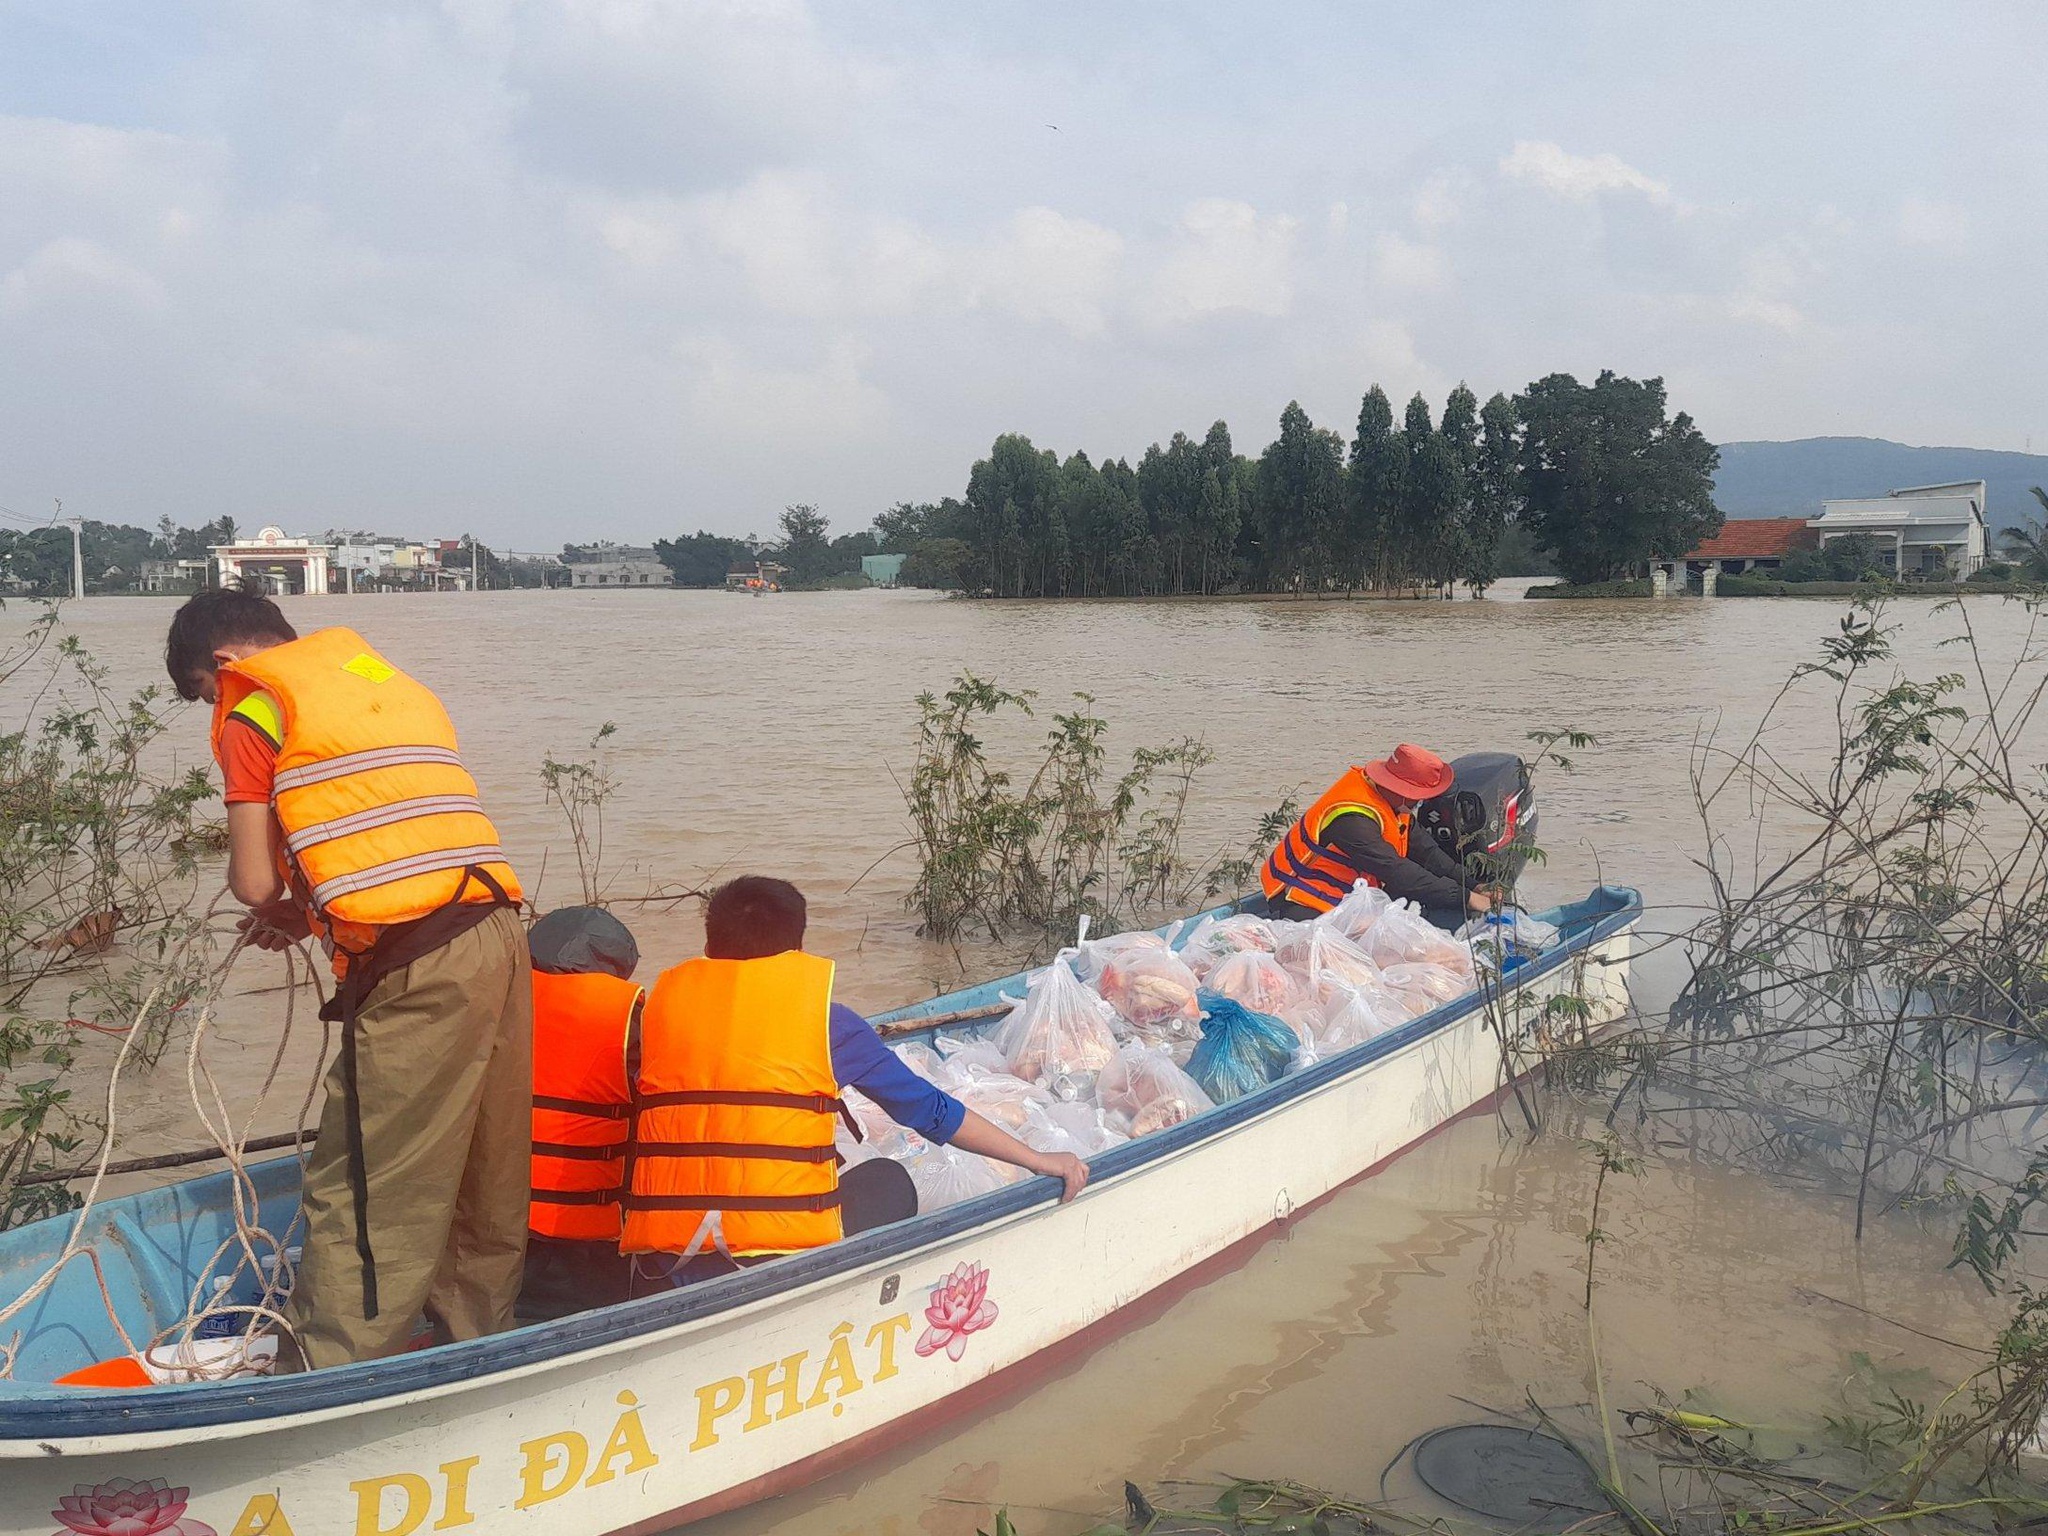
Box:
(1073, 928, 1170, 983)
(1097, 945, 1203, 1034)
(995, 952, 1121, 1098)
(1363, 899, 1475, 975)
(1203, 948, 1301, 1015)
(1178, 913, 1280, 976)
(1187, 993, 1300, 1104)
(1095, 1041, 1215, 1137)
(1321, 879, 1393, 942)
(905, 1145, 1026, 1211)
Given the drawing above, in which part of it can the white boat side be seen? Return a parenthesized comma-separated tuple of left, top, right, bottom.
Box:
(0, 888, 1637, 1536)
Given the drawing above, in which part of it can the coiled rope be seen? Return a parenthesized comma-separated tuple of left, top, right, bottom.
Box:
(0, 888, 330, 1381)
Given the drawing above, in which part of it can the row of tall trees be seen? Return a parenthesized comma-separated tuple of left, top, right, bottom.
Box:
(863, 371, 1720, 597)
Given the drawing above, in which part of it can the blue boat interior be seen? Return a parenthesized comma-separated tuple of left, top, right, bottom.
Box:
(0, 885, 1637, 1425)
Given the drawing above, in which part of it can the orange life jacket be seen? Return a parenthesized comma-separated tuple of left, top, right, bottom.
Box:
(621, 951, 843, 1259)
(529, 970, 643, 1242)
(210, 627, 522, 951)
(1261, 767, 1410, 915)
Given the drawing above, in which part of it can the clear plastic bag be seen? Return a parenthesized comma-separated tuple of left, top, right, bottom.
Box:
(1097, 946, 1203, 1033)
(1363, 899, 1475, 974)
(839, 1084, 928, 1162)
(905, 1145, 1026, 1210)
(1178, 913, 1280, 976)
(1299, 926, 1385, 1004)
(1095, 1041, 1215, 1136)
(1073, 929, 1170, 983)
(1188, 993, 1301, 1104)
(1022, 1099, 1128, 1157)
(1317, 985, 1396, 1052)
(1376, 962, 1474, 1024)
(995, 952, 1121, 1098)
(1320, 879, 1392, 942)
(1270, 918, 1318, 971)
(932, 1033, 1015, 1085)
(1204, 949, 1301, 1015)
(953, 1070, 1054, 1134)
(1458, 910, 1561, 962)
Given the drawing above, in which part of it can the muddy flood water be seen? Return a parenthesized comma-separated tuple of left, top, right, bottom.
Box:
(8, 582, 2041, 1532)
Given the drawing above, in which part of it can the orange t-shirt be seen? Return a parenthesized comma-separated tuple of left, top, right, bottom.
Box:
(218, 708, 280, 804)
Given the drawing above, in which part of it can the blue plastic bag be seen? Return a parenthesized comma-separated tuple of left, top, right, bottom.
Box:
(1187, 991, 1300, 1104)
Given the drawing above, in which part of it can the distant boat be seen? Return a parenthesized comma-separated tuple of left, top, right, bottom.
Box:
(0, 887, 1639, 1535)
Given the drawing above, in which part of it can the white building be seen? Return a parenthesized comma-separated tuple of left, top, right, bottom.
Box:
(571, 559, 672, 589)
(212, 526, 335, 594)
(1807, 481, 1988, 579)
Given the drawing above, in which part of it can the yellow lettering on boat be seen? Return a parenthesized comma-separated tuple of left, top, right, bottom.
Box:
(587, 1390, 660, 1486)
(514, 1431, 589, 1509)
(226, 1494, 297, 1536)
(866, 1313, 913, 1382)
(803, 1322, 864, 1410)
(744, 1351, 809, 1431)
(690, 1376, 746, 1451)
(433, 1456, 480, 1529)
(350, 1473, 431, 1536)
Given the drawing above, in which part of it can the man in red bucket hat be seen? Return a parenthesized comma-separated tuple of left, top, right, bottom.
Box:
(1259, 744, 1494, 928)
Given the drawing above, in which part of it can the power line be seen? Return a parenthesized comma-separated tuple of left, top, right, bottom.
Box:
(0, 501, 64, 529)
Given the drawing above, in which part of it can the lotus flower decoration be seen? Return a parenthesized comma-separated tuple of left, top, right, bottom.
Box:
(51, 1477, 216, 1536)
(914, 1260, 999, 1362)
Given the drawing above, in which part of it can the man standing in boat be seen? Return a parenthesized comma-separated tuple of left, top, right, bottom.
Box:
(1261, 744, 1493, 929)
(166, 585, 532, 1369)
(622, 877, 1087, 1288)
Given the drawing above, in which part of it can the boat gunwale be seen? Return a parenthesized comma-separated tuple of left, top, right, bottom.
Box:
(0, 884, 1639, 1441)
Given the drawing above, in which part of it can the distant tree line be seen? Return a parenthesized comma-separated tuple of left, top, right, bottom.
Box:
(655, 370, 1725, 598)
(0, 515, 240, 595)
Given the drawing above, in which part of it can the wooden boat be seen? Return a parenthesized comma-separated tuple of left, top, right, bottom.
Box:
(0, 887, 1638, 1536)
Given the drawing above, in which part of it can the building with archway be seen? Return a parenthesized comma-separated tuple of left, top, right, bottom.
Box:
(211, 526, 335, 595)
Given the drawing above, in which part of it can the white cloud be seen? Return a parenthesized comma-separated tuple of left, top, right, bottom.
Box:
(679, 334, 891, 449)
(971, 206, 1125, 336)
(1897, 195, 1969, 248)
(1499, 140, 1677, 207)
(1373, 233, 1449, 292)
(0, 237, 166, 317)
(1411, 173, 1468, 231)
(1144, 199, 1299, 324)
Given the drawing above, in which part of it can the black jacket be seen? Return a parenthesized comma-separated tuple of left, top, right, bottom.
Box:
(1321, 810, 1467, 911)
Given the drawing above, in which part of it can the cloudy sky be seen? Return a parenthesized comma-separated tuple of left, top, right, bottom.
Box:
(2, 2, 2042, 548)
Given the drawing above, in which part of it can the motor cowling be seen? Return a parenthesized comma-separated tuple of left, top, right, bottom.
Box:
(1418, 753, 1537, 885)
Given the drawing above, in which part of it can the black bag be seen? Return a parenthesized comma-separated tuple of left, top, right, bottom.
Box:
(1418, 753, 1537, 884)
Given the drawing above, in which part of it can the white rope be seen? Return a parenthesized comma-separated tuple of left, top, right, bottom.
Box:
(0, 887, 332, 1383)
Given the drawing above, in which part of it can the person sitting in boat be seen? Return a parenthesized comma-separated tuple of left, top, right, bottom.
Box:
(622, 876, 1088, 1288)
(163, 583, 531, 1370)
(1261, 744, 1494, 930)
(519, 905, 645, 1323)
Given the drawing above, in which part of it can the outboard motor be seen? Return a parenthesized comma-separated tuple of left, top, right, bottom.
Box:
(1418, 753, 1536, 885)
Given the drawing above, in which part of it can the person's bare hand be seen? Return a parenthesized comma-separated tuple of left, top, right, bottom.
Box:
(1466, 889, 1494, 915)
(239, 900, 309, 952)
(1035, 1151, 1090, 1202)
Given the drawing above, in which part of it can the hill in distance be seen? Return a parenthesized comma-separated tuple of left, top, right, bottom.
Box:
(1715, 437, 2048, 527)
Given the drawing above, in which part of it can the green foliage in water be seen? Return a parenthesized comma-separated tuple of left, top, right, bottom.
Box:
(900, 674, 1289, 945)
(1, 607, 219, 1229)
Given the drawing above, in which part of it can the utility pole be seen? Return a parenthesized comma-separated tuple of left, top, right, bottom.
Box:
(470, 533, 479, 593)
(60, 500, 83, 600)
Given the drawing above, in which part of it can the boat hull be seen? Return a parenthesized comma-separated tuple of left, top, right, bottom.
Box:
(0, 890, 1635, 1536)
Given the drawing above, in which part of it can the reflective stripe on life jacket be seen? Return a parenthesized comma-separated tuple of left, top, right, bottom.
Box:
(210, 627, 522, 933)
(621, 951, 843, 1259)
(1260, 767, 1411, 915)
(529, 969, 642, 1241)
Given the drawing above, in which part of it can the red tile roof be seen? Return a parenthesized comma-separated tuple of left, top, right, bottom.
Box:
(1686, 517, 1817, 559)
